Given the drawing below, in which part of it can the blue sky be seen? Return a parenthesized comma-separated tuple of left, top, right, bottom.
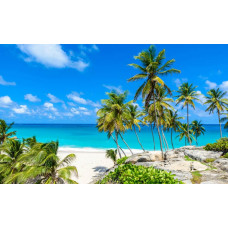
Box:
(0, 44, 227, 124)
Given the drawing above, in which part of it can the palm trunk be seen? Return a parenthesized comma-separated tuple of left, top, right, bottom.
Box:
(218, 111, 223, 138)
(119, 133, 133, 155)
(161, 130, 167, 152)
(161, 127, 169, 151)
(150, 123, 156, 151)
(111, 134, 126, 157)
(171, 129, 174, 149)
(196, 135, 198, 146)
(153, 89, 164, 158)
(133, 125, 145, 152)
(187, 104, 191, 145)
(115, 131, 121, 158)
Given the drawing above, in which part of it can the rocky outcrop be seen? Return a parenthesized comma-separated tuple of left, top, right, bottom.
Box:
(213, 158, 228, 171)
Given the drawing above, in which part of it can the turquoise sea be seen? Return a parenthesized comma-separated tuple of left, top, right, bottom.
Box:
(12, 124, 228, 150)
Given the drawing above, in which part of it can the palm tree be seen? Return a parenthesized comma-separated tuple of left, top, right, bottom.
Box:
(97, 91, 133, 157)
(204, 88, 228, 138)
(128, 45, 180, 157)
(105, 149, 117, 165)
(0, 119, 16, 144)
(191, 120, 205, 146)
(177, 123, 195, 146)
(175, 83, 200, 144)
(165, 110, 184, 149)
(127, 104, 145, 151)
(6, 141, 78, 184)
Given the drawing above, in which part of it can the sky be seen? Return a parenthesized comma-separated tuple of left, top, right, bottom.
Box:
(0, 44, 227, 124)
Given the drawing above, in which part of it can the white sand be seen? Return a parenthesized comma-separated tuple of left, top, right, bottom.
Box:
(58, 147, 144, 184)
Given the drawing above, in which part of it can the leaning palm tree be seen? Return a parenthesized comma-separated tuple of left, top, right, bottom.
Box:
(175, 83, 200, 144)
(191, 120, 205, 146)
(127, 104, 146, 151)
(165, 110, 184, 149)
(177, 123, 195, 146)
(105, 149, 117, 165)
(204, 88, 228, 138)
(128, 45, 180, 157)
(6, 141, 78, 184)
(0, 119, 16, 144)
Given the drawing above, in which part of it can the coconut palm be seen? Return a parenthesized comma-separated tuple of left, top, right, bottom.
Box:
(97, 91, 133, 157)
(204, 88, 228, 138)
(191, 120, 205, 146)
(175, 83, 200, 144)
(127, 104, 145, 151)
(128, 45, 180, 156)
(165, 110, 184, 149)
(6, 141, 78, 184)
(0, 119, 16, 144)
(177, 123, 195, 146)
(105, 149, 117, 165)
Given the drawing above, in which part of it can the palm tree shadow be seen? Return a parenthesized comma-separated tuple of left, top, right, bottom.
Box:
(93, 166, 108, 174)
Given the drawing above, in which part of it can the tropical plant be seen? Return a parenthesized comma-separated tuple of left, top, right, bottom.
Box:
(177, 123, 195, 146)
(204, 137, 228, 155)
(97, 91, 133, 157)
(128, 45, 180, 156)
(0, 119, 16, 144)
(191, 120, 205, 146)
(116, 156, 129, 165)
(105, 149, 117, 164)
(175, 83, 200, 144)
(97, 164, 183, 184)
(127, 104, 145, 151)
(204, 88, 228, 138)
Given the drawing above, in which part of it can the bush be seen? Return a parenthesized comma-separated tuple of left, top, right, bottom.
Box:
(116, 156, 128, 165)
(221, 153, 228, 158)
(97, 164, 183, 184)
(204, 138, 228, 154)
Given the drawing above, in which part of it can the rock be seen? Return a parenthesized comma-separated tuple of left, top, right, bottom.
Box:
(184, 149, 222, 162)
(213, 158, 228, 171)
(125, 152, 163, 164)
(165, 149, 185, 160)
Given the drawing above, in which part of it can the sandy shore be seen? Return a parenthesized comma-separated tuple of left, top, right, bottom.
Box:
(58, 147, 144, 184)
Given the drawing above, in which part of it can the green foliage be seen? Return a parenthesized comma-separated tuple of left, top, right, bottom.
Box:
(97, 164, 183, 184)
(105, 149, 117, 164)
(204, 138, 228, 154)
(116, 156, 128, 165)
(184, 155, 195, 161)
(205, 158, 216, 163)
(221, 153, 228, 158)
(191, 171, 202, 184)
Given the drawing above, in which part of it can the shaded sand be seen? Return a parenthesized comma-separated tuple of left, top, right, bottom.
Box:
(58, 147, 144, 184)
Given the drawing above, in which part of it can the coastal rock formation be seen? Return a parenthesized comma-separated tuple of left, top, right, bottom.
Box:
(213, 158, 228, 171)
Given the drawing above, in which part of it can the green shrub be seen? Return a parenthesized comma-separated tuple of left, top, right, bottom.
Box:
(204, 138, 228, 154)
(221, 153, 228, 158)
(116, 156, 128, 165)
(97, 164, 183, 184)
(205, 158, 216, 163)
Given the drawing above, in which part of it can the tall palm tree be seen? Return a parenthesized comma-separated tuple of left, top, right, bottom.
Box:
(191, 120, 205, 146)
(105, 149, 117, 165)
(204, 88, 228, 138)
(0, 119, 16, 144)
(97, 91, 133, 157)
(175, 83, 200, 144)
(177, 123, 195, 146)
(165, 110, 184, 149)
(128, 45, 180, 157)
(7, 141, 78, 184)
(127, 104, 145, 151)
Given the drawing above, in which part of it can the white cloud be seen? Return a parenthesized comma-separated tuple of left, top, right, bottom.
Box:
(24, 94, 41, 102)
(83, 111, 91, 116)
(71, 108, 80, 115)
(67, 92, 87, 104)
(44, 102, 57, 112)
(205, 80, 217, 89)
(67, 102, 76, 106)
(196, 91, 206, 104)
(17, 44, 89, 72)
(47, 93, 63, 103)
(103, 84, 123, 93)
(79, 107, 88, 111)
(0, 76, 16, 86)
(13, 105, 30, 114)
(220, 81, 228, 91)
(173, 78, 188, 88)
(0, 96, 13, 107)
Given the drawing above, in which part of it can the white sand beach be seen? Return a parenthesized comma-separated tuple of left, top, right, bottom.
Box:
(58, 147, 144, 184)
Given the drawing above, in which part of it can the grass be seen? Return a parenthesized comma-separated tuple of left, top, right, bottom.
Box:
(184, 155, 195, 162)
(191, 171, 202, 184)
(205, 158, 216, 163)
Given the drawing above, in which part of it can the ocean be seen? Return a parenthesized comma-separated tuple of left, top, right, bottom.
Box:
(11, 124, 228, 150)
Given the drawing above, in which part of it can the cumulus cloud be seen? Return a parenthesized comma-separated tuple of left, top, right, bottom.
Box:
(13, 105, 30, 114)
(196, 91, 206, 104)
(24, 94, 41, 102)
(0, 76, 16, 86)
(173, 78, 188, 88)
(78, 107, 88, 111)
(17, 44, 89, 72)
(205, 80, 217, 89)
(220, 81, 228, 91)
(67, 92, 87, 104)
(47, 93, 63, 103)
(0, 96, 13, 107)
(71, 108, 80, 115)
(44, 102, 57, 112)
(103, 84, 123, 93)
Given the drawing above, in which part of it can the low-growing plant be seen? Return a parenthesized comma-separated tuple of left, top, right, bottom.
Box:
(184, 155, 195, 161)
(205, 158, 216, 163)
(204, 138, 228, 154)
(191, 171, 202, 184)
(221, 153, 228, 158)
(116, 156, 128, 165)
(97, 164, 183, 184)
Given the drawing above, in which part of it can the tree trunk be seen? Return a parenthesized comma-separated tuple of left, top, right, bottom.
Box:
(187, 104, 191, 145)
(162, 128, 169, 151)
(196, 135, 198, 146)
(111, 134, 126, 156)
(119, 133, 133, 155)
(218, 111, 223, 138)
(115, 131, 121, 158)
(133, 124, 145, 152)
(171, 129, 174, 149)
(153, 89, 164, 158)
(150, 124, 156, 151)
